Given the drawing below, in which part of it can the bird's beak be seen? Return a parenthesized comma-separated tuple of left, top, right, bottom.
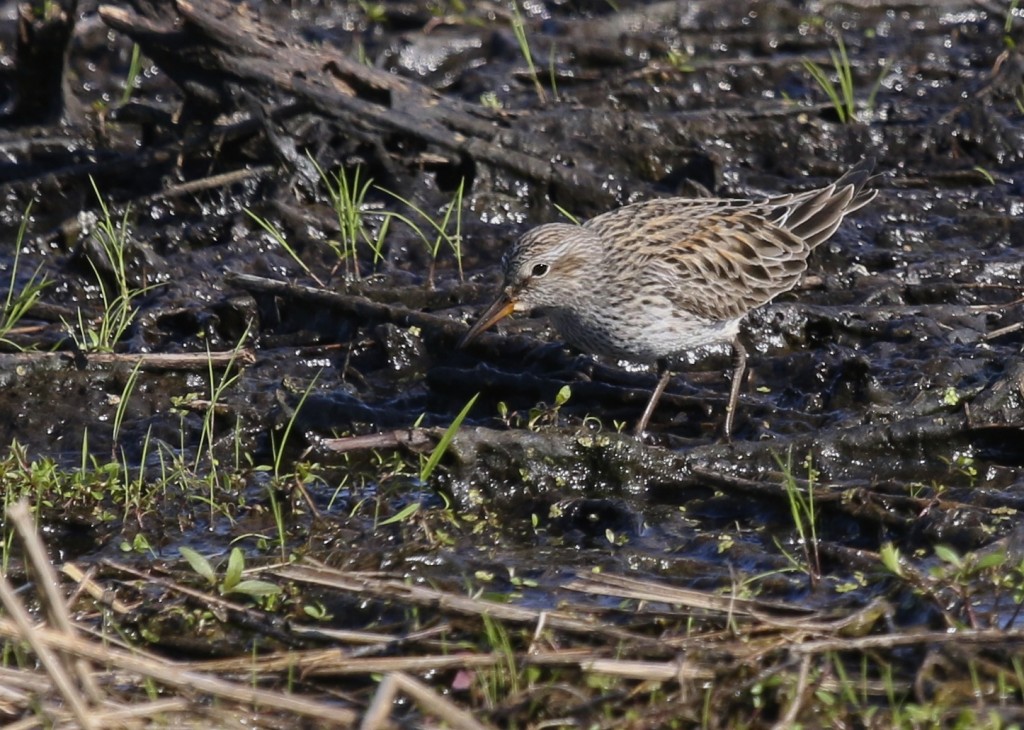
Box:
(459, 291, 517, 348)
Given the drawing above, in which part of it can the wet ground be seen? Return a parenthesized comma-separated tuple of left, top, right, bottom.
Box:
(2, 0, 1024, 725)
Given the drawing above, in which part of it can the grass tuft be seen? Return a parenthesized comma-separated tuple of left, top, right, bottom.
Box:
(0, 202, 49, 350)
(377, 181, 467, 286)
(775, 448, 821, 583)
(65, 178, 159, 352)
(803, 34, 856, 123)
(308, 155, 388, 281)
(510, 1, 547, 103)
(245, 208, 326, 287)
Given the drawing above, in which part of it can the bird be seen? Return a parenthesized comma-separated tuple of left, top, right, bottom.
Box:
(459, 159, 878, 438)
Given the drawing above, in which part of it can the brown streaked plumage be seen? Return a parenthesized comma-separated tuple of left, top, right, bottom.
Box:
(460, 159, 878, 437)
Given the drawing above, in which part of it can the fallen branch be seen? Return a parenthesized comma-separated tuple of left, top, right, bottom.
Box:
(0, 349, 254, 373)
(98, 0, 621, 208)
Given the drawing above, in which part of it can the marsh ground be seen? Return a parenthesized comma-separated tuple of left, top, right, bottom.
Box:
(1, 0, 1024, 727)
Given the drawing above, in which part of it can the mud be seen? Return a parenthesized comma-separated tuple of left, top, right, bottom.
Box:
(1, 0, 1023, 634)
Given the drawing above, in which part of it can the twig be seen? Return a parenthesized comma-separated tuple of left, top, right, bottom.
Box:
(0, 503, 96, 729)
(385, 672, 493, 730)
(275, 560, 676, 647)
(562, 572, 813, 617)
(0, 616, 360, 725)
(319, 428, 436, 454)
(0, 349, 255, 372)
(772, 655, 812, 730)
(225, 270, 471, 344)
(8, 502, 104, 705)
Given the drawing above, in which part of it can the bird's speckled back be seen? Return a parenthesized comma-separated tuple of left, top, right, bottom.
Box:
(492, 160, 877, 360)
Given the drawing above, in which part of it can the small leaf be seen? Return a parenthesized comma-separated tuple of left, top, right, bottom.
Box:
(179, 547, 216, 585)
(879, 542, 903, 576)
(227, 579, 281, 597)
(223, 547, 245, 591)
(554, 385, 571, 406)
(304, 604, 326, 620)
(933, 544, 962, 567)
(976, 551, 1006, 570)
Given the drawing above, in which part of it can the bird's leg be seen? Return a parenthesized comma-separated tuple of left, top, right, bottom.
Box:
(635, 359, 671, 436)
(724, 338, 748, 440)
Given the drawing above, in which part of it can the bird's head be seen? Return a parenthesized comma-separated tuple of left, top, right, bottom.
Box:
(459, 223, 598, 346)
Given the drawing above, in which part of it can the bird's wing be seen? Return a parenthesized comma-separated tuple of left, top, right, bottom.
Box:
(595, 202, 814, 321)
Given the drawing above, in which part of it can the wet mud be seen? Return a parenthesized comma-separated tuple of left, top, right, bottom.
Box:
(1, 0, 1024, 723)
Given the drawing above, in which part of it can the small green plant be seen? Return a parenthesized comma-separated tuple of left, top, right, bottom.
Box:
(111, 359, 144, 460)
(879, 542, 904, 577)
(880, 538, 1024, 630)
(496, 400, 522, 428)
(120, 425, 155, 524)
(480, 91, 503, 110)
(510, 1, 547, 103)
(774, 449, 821, 582)
(420, 393, 479, 482)
(378, 180, 466, 285)
(478, 613, 521, 703)
(866, 57, 893, 112)
(34, 1, 57, 19)
(973, 166, 996, 185)
(272, 371, 322, 481)
(1005, 0, 1019, 50)
(244, 208, 325, 287)
(309, 155, 389, 281)
(358, 0, 387, 24)
(547, 43, 560, 102)
(371, 393, 479, 530)
(938, 452, 979, 487)
(265, 372, 323, 559)
(928, 544, 1024, 628)
(0, 443, 30, 574)
(665, 47, 695, 73)
(65, 178, 158, 352)
(119, 532, 155, 556)
(552, 203, 581, 225)
(192, 330, 251, 524)
(377, 500, 422, 527)
(527, 384, 571, 430)
(302, 601, 334, 621)
(109, 360, 156, 523)
(0, 202, 49, 350)
(803, 34, 856, 123)
(120, 43, 143, 105)
(179, 546, 281, 599)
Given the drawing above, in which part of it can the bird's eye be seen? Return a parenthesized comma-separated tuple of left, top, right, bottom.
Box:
(531, 263, 549, 277)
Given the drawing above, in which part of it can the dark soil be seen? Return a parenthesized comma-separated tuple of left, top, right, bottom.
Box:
(2, 0, 1024, 726)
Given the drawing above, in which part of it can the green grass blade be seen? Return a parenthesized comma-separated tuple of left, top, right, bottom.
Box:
(803, 58, 845, 123)
(420, 393, 479, 482)
(377, 501, 421, 526)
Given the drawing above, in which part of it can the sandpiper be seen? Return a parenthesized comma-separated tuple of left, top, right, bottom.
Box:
(460, 160, 877, 437)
